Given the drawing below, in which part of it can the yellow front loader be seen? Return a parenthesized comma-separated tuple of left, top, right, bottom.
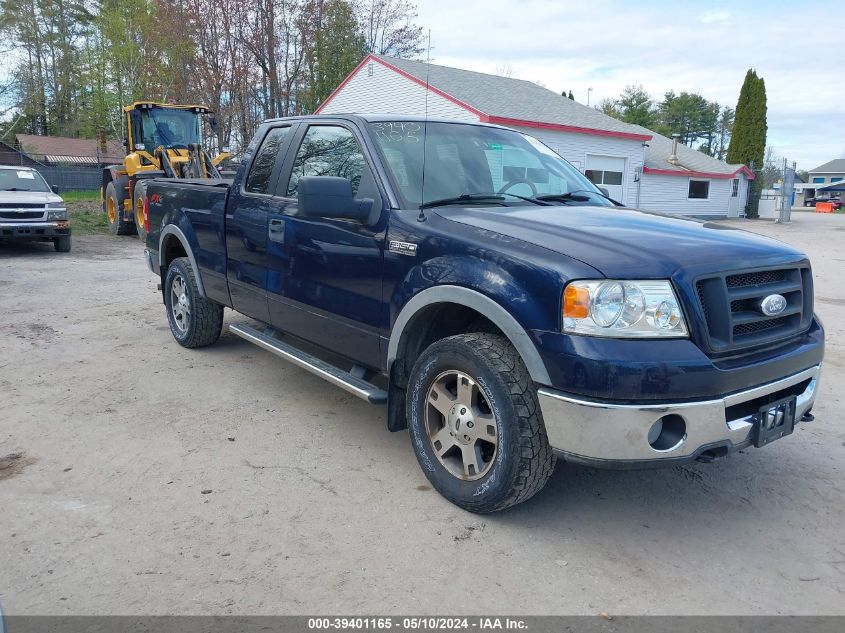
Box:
(101, 101, 231, 240)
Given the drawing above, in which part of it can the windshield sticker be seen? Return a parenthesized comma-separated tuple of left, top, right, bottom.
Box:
(372, 122, 421, 143)
(17, 171, 35, 179)
(486, 142, 503, 150)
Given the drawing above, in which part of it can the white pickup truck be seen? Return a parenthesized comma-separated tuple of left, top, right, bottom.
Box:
(0, 165, 71, 252)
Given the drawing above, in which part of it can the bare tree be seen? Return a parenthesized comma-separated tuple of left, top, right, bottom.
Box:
(357, 0, 423, 58)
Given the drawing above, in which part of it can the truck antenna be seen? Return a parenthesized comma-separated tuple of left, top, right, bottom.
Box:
(418, 29, 432, 223)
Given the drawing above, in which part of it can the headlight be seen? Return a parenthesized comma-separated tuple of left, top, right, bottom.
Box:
(47, 208, 67, 220)
(46, 201, 65, 209)
(562, 280, 687, 338)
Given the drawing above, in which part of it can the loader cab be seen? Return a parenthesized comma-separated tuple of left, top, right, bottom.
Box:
(124, 102, 210, 169)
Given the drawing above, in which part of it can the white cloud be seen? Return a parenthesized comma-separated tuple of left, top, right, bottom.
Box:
(414, 0, 843, 171)
(700, 10, 733, 24)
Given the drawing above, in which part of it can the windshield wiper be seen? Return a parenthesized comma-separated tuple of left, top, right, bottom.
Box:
(538, 190, 621, 206)
(420, 192, 549, 210)
(419, 193, 507, 209)
(536, 190, 593, 202)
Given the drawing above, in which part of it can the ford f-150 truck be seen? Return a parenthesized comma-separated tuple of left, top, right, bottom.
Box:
(142, 115, 824, 513)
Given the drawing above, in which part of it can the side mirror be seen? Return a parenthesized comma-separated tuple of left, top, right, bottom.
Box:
(209, 115, 219, 132)
(297, 176, 373, 223)
(51, 185, 60, 194)
(599, 187, 610, 197)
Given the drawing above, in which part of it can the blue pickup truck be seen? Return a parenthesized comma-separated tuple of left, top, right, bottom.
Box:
(142, 115, 823, 512)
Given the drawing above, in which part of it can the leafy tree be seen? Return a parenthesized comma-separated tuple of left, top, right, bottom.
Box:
(655, 91, 717, 147)
(302, 0, 367, 113)
(596, 98, 621, 118)
(617, 84, 654, 127)
(727, 69, 768, 217)
(0, 0, 427, 153)
(705, 106, 734, 160)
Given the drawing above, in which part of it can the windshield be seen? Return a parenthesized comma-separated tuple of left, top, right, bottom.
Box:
(139, 108, 201, 150)
(0, 168, 50, 192)
(368, 121, 613, 209)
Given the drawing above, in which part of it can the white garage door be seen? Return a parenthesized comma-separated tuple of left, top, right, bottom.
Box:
(585, 155, 626, 203)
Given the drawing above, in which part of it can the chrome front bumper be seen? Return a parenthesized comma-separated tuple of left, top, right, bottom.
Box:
(538, 364, 820, 466)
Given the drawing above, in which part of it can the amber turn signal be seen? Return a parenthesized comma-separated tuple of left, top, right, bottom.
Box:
(563, 284, 590, 319)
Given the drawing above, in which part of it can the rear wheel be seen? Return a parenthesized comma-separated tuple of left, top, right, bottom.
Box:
(406, 333, 555, 513)
(164, 257, 224, 348)
(53, 235, 71, 252)
(105, 181, 133, 236)
(133, 183, 147, 242)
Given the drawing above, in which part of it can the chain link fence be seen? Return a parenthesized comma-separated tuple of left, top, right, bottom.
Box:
(754, 157, 797, 222)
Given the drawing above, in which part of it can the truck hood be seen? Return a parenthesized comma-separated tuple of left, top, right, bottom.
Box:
(436, 205, 807, 278)
(0, 190, 62, 206)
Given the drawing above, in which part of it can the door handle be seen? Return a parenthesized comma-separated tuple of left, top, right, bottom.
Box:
(268, 218, 285, 242)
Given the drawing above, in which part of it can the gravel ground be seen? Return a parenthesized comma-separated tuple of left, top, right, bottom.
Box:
(0, 213, 843, 615)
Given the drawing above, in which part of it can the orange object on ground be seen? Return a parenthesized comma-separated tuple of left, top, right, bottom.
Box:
(816, 202, 834, 213)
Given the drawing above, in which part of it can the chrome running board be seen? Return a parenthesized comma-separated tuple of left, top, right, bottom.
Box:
(229, 323, 387, 404)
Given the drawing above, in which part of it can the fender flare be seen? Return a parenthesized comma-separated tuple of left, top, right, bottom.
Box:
(158, 225, 206, 298)
(387, 285, 551, 385)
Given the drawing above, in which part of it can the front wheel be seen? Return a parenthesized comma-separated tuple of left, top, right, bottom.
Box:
(164, 257, 224, 348)
(53, 235, 71, 252)
(406, 333, 555, 513)
(105, 181, 134, 236)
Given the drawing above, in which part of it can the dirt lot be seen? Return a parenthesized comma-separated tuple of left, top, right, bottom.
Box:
(1, 212, 844, 615)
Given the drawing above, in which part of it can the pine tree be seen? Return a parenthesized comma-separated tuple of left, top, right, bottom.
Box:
(727, 69, 768, 217)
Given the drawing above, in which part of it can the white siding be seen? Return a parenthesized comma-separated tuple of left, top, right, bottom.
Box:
(510, 126, 644, 206)
(319, 60, 478, 122)
(639, 173, 748, 217)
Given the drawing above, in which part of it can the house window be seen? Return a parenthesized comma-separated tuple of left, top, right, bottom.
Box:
(688, 179, 710, 199)
(831, 177, 843, 183)
(731, 179, 739, 197)
(812, 177, 825, 183)
(585, 169, 624, 186)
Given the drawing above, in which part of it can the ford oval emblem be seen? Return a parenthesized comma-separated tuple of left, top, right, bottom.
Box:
(760, 294, 787, 317)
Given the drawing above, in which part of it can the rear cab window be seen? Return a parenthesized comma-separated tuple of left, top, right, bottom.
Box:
(244, 126, 291, 195)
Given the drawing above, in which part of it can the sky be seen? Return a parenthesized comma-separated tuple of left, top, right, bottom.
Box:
(413, 0, 844, 171)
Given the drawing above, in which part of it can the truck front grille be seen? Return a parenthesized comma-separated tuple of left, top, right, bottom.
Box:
(695, 265, 813, 352)
(0, 211, 44, 219)
(0, 203, 44, 210)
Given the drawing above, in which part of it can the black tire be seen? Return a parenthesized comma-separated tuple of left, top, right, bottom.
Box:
(164, 257, 224, 348)
(406, 333, 555, 513)
(133, 183, 147, 242)
(105, 181, 134, 236)
(53, 235, 71, 252)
